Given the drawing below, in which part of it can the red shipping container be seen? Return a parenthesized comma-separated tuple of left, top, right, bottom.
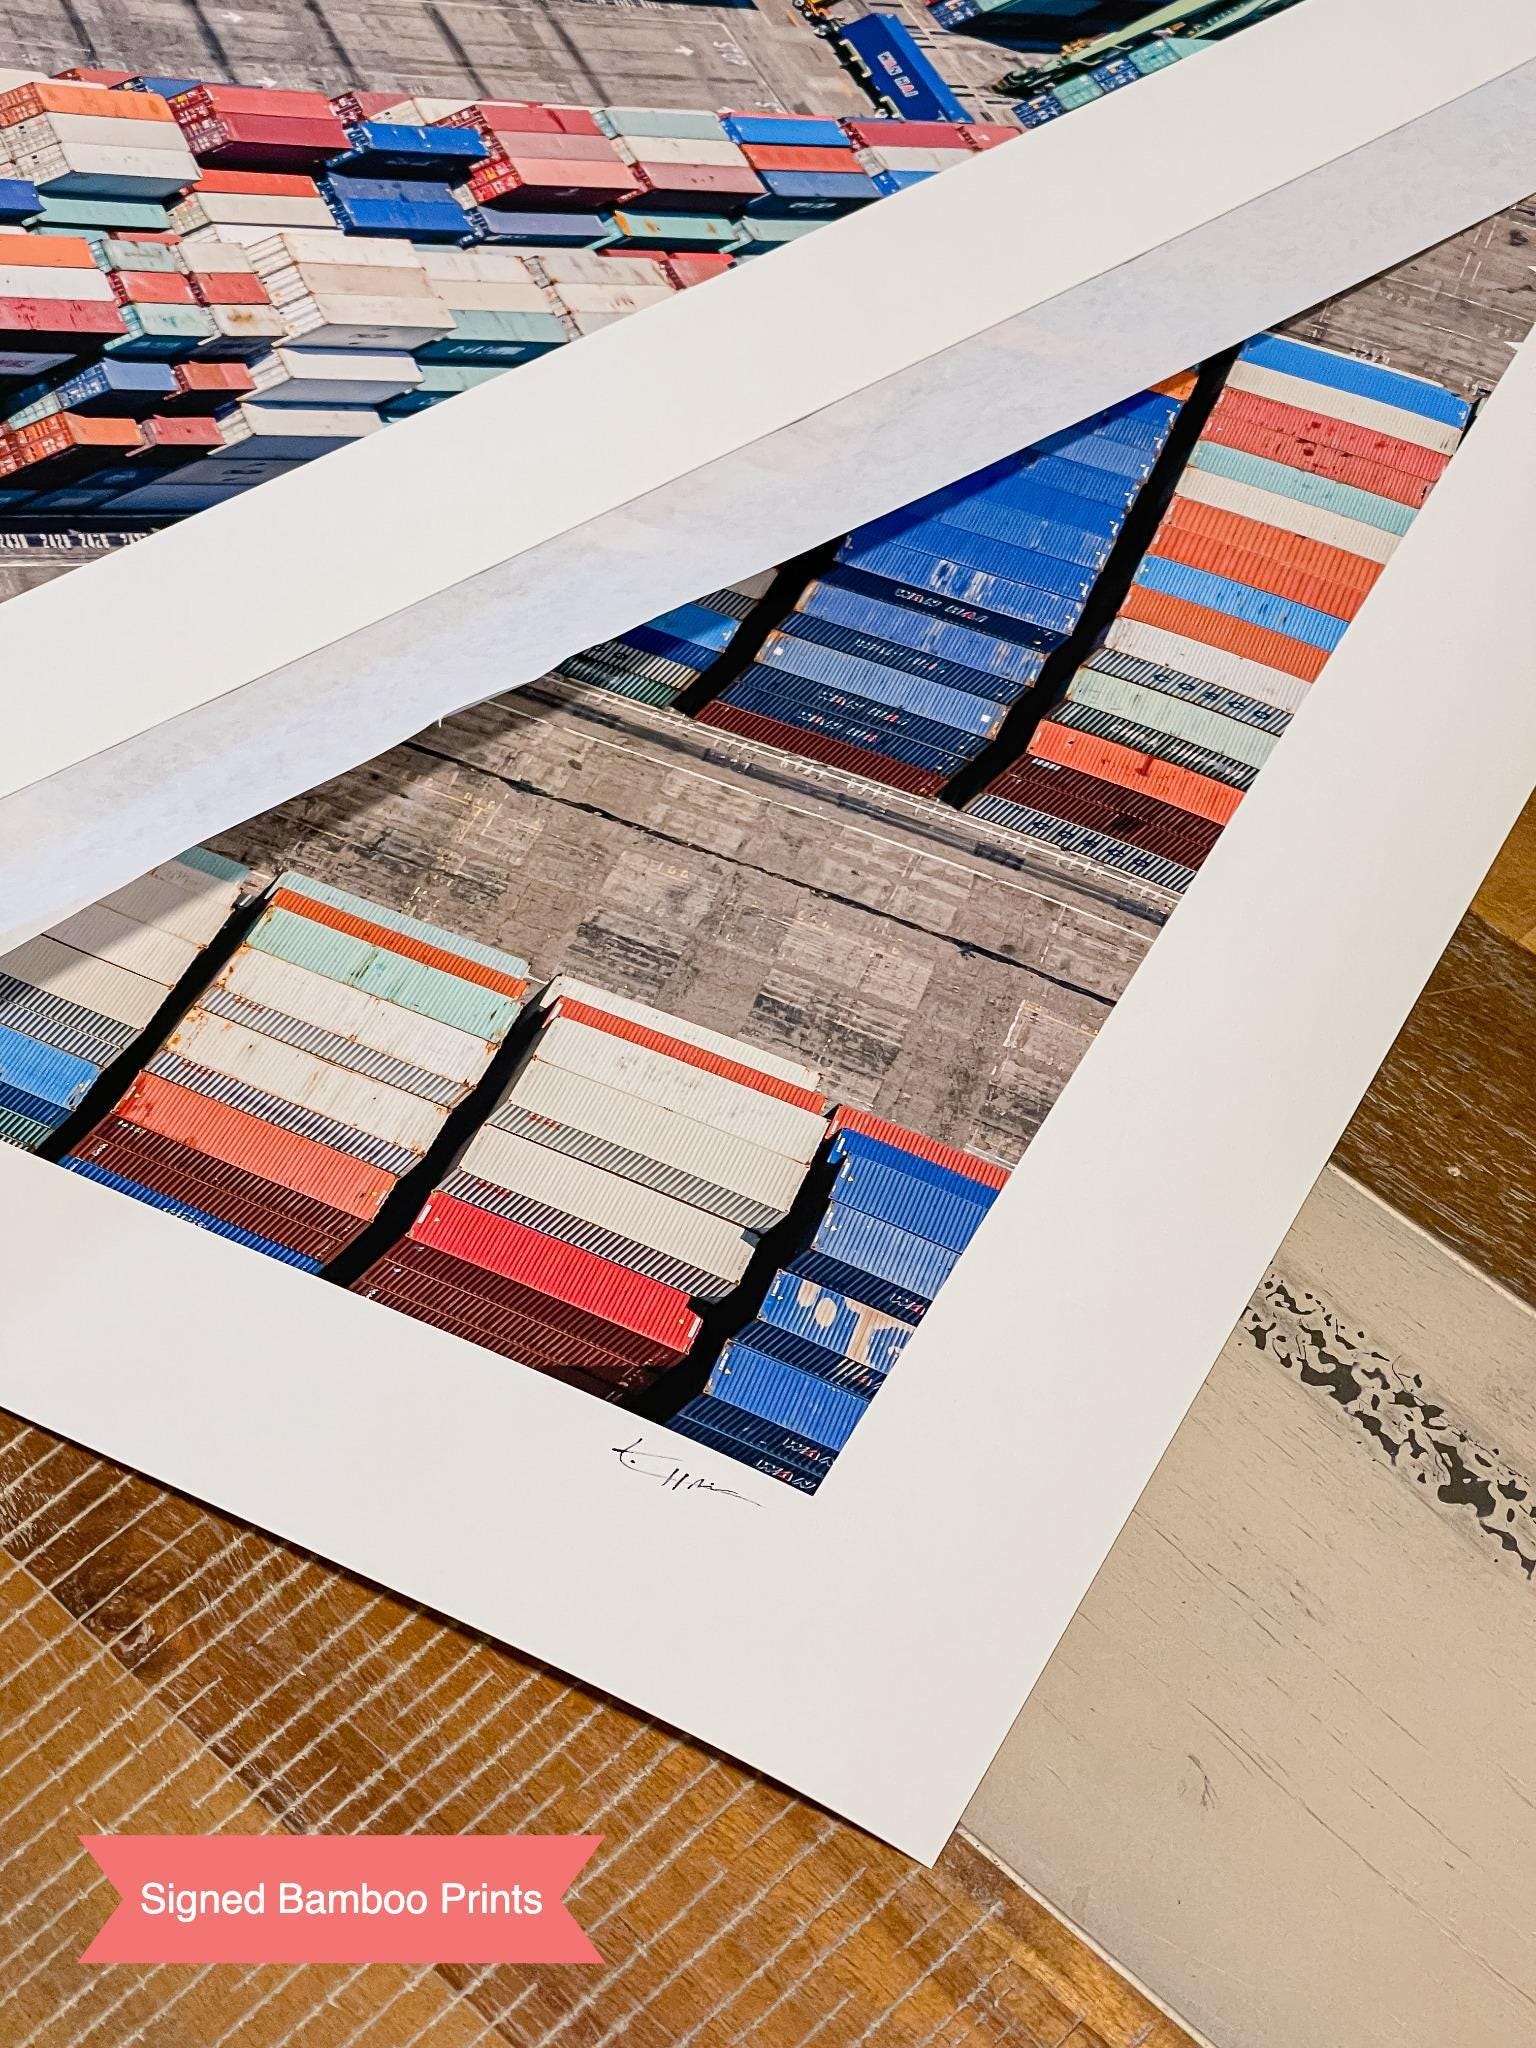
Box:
(329, 91, 404, 123)
(957, 124, 1017, 149)
(356, 1258, 663, 1386)
(979, 756, 1223, 869)
(661, 253, 733, 287)
(53, 67, 135, 84)
(356, 1276, 633, 1389)
(382, 1237, 690, 1369)
(12, 412, 141, 456)
(1118, 584, 1330, 682)
(624, 162, 764, 207)
(110, 270, 197, 306)
(830, 1104, 1010, 1190)
(840, 118, 974, 150)
(437, 102, 563, 138)
(181, 115, 352, 167)
(172, 84, 340, 121)
(267, 887, 530, 1000)
(1199, 404, 1436, 509)
(480, 131, 623, 165)
(114, 1071, 396, 1218)
(695, 700, 948, 798)
(1208, 386, 1451, 484)
(1147, 524, 1371, 623)
(467, 156, 638, 207)
(190, 272, 272, 306)
(0, 298, 126, 339)
(142, 415, 223, 448)
(1157, 493, 1382, 594)
(192, 166, 322, 197)
(70, 1117, 362, 1263)
(167, 359, 256, 410)
(1027, 719, 1244, 825)
(547, 106, 604, 138)
(550, 996, 827, 1113)
(738, 144, 858, 173)
(408, 1192, 700, 1352)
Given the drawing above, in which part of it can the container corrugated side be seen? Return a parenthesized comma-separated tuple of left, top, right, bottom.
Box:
(42, 902, 198, 988)
(1185, 442, 1417, 537)
(967, 792, 1201, 893)
(246, 908, 524, 1040)
(95, 866, 245, 947)
(1223, 360, 1464, 455)
(729, 1314, 888, 1394)
(496, 1057, 805, 1224)
(457, 1122, 755, 1281)
(407, 1191, 700, 1351)
(705, 1340, 867, 1450)
(757, 1269, 914, 1372)
(808, 1201, 958, 1299)
(0, 1018, 99, 1111)
(145, 1051, 424, 1178)
(1066, 667, 1279, 772)
(0, 970, 138, 1067)
(272, 869, 532, 983)
(1028, 721, 1245, 825)
(266, 886, 528, 1001)
(1169, 465, 1403, 565)
(214, 945, 498, 1089)
(109, 1070, 396, 1218)
(0, 934, 167, 1029)
(828, 1105, 1010, 1190)
(532, 1016, 827, 1161)
(441, 1170, 736, 1299)
(63, 1157, 324, 1270)
(547, 996, 825, 1112)
(536, 974, 821, 1092)
(164, 1008, 449, 1152)
(1236, 334, 1471, 430)
(1101, 620, 1313, 713)
(1116, 586, 1329, 685)
(830, 1153, 991, 1254)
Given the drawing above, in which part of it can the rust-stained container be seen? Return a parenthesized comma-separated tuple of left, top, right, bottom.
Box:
(1146, 522, 1371, 623)
(546, 994, 824, 1111)
(1026, 719, 1244, 825)
(1156, 494, 1382, 595)
(695, 700, 949, 798)
(1205, 386, 1451, 487)
(970, 758, 1223, 869)
(829, 1104, 1009, 1190)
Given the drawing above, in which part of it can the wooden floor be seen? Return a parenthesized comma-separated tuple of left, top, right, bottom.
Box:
(0, 1416, 1191, 2048)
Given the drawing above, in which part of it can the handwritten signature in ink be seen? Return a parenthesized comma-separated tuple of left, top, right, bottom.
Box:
(611, 1438, 761, 1504)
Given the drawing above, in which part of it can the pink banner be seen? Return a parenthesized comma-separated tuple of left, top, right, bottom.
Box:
(79, 1834, 602, 1964)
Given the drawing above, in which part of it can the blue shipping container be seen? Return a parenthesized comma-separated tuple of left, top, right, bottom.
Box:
(836, 12, 970, 125)
(1134, 554, 1351, 648)
(706, 1340, 870, 1449)
(809, 568, 1056, 668)
(776, 611, 1023, 704)
(807, 1200, 959, 1298)
(757, 1268, 914, 1371)
(830, 1153, 991, 1253)
(1238, 334, 1472, 429)
(0, 1021, 100, 1112)
(757, 634, 1008, 737)
(843, 516, 1099, 602)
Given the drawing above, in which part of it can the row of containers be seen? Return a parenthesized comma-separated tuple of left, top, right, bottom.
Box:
(0, 69, 1015, 514)
(561, 333, 1470, 892)
(0, 860, 1005, 1489)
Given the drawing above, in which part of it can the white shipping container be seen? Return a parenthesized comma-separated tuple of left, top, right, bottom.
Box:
(1066, 666, 1281, 770)
(1222, 359, 1465, 455)
(526, 248, 669, 289)
(248, 230, 419, 271)
(547, 280, 674, 314)
(533, 1015, 826, 1159)
(201, 304, 288, 345)
(7, 144, 195, 197)
(97, 869, 244, 947)
(613, 135, 749, 168)
(854, 145, 965, 174)
(0, 263, 114, 301)
(1102, 619, 1314, 713)
(380, 98, 470, 122)
(166, 1008, 447, 1152)
(539, 977, 822, 1090)
(217, 946, 498, 1087)
(432, 279, 550, 313)
(1167, 468, 1403, 564)
(8, 113, 193, 154)
(172, 193, 336, 231)
(179, 240, 257, 273)
(46, 903, 199, 989)
(249, 347, 421, 405)
(0, 933, 167, 1029)
(459, 1122, 756, 1282)
(507, 1055, 806, 1214)
(267, 261, 439, 302)
(413, 247, 537, 285)
(280, 295, 455, 348)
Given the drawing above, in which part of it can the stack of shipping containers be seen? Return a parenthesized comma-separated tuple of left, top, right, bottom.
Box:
(697, 380, 1191, 794)
(556, 571, 776, 707)
(721, 112, 879, 218)
(969, 337, 1470, 888)
(671, 1108, 1006, 1490)
(0, 848, 255, 1152)
(65, 872, 530, 1271)
(351, 977, 828, 1399)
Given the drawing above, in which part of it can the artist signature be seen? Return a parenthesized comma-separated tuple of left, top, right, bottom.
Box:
(611, 1438, 760, 1504)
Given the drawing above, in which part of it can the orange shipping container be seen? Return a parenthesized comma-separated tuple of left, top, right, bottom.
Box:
(1146, 524, 1372, 623)
(193, 167, 322, 197)
(115, 1071, 396, 1218)
(0, 234, 97, 268)
(1158, 493, 1382, 594)
(1153, 370, 1198, 403)
(111, 270, 197, 306)
(268, 887, 530, 1001)
(1027, 720, 1244, 826)
(1209, 387, 1450, 484)
(191, 272, 272, 305)
(1118, 585, 1330, 683)
(0, 82, 177, 124)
